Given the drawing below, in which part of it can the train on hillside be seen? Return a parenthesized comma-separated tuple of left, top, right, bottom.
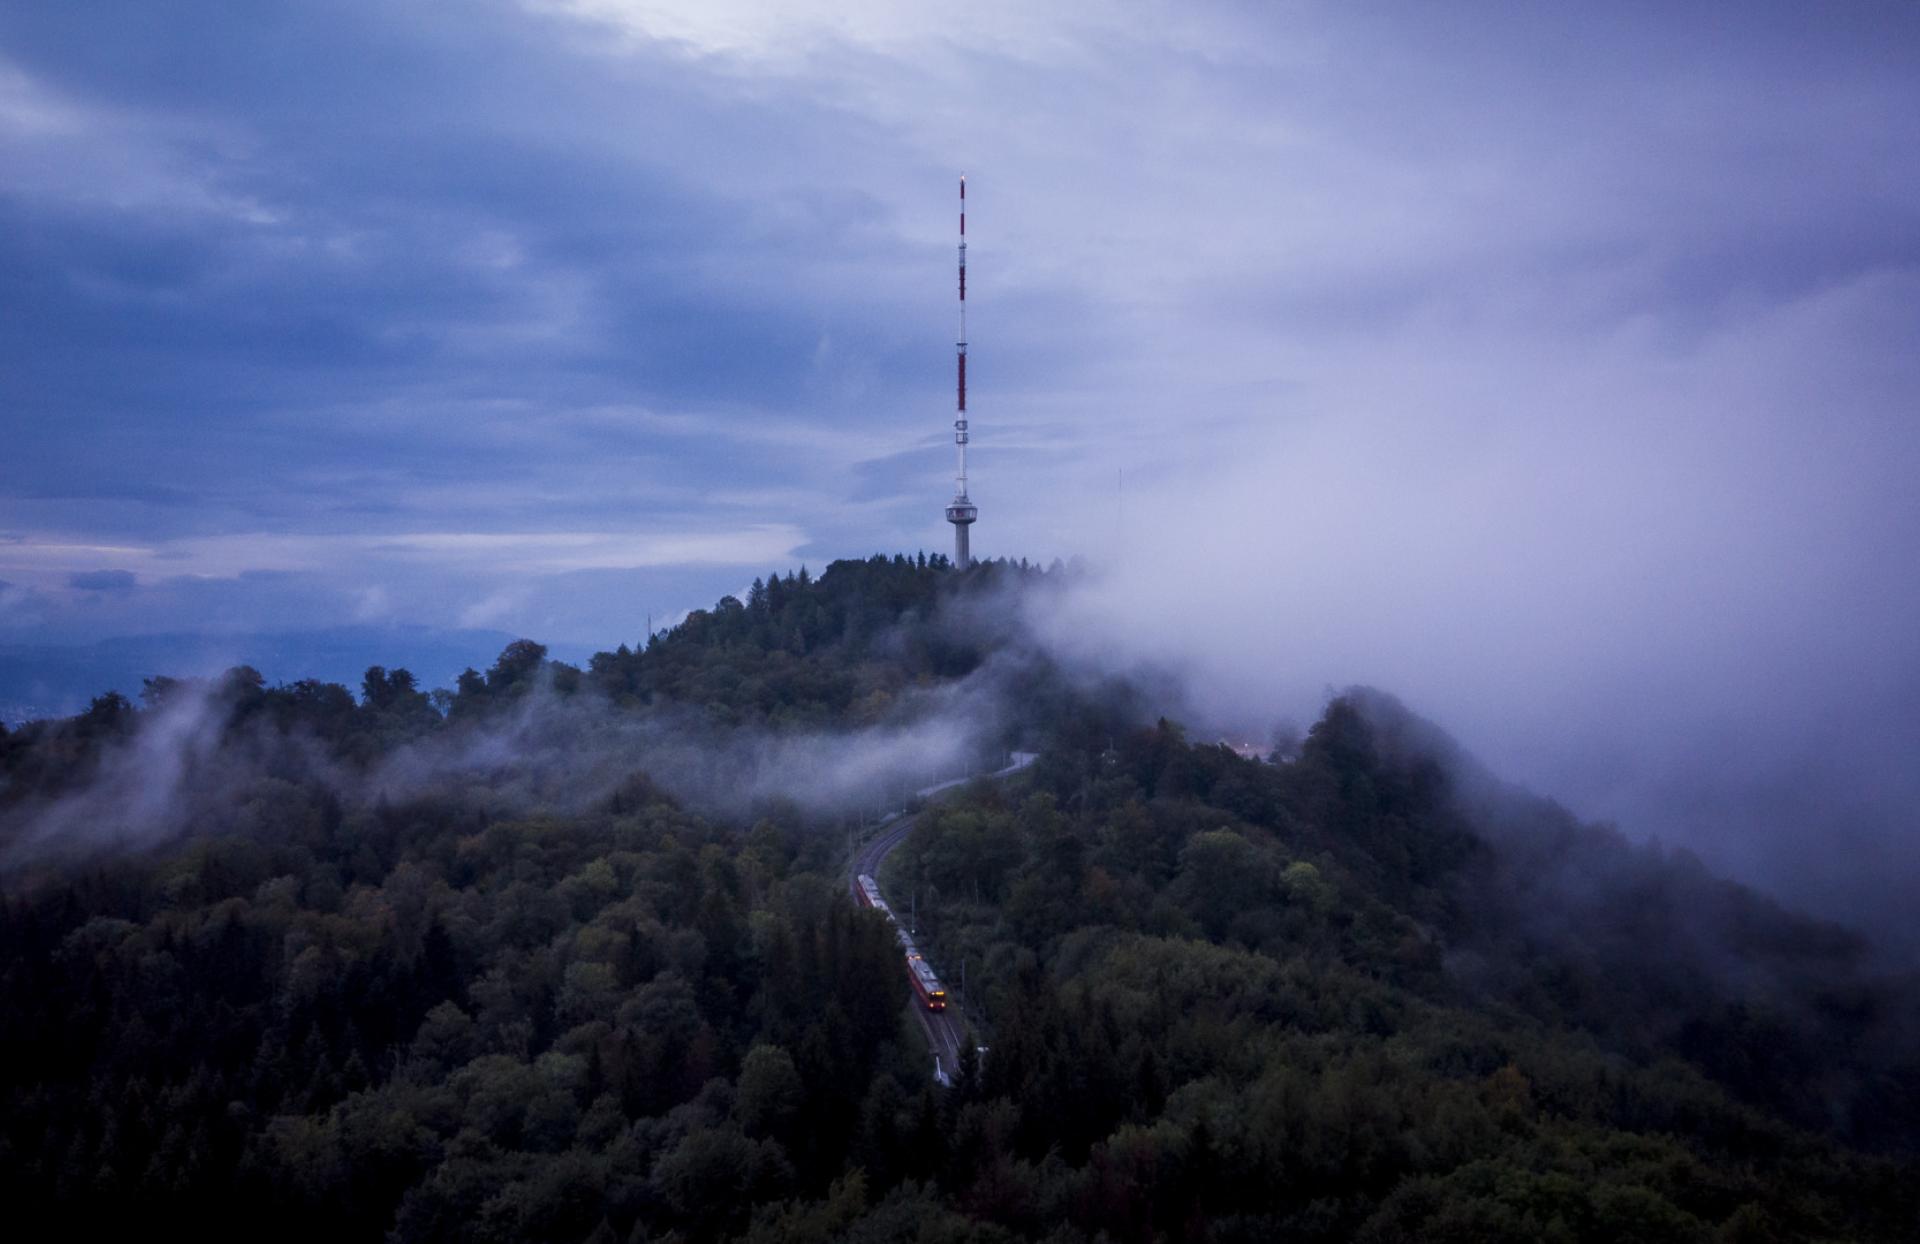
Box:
(855, 872, 948, 1011)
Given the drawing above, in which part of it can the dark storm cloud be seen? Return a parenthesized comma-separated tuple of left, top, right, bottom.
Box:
(0, 0, 940, 570)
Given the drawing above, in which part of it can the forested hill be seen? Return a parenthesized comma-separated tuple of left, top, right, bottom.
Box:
(0, 554, 1067, 848)
(1, 550, 1046, 760)
(582, 552, 1057, 727)
(0, 555, 1916, 1241)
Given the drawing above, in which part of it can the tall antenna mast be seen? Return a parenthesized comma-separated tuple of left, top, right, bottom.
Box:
(945, 174, 977, 566)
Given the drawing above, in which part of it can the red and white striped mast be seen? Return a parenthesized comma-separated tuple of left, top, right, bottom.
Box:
(944, 174, 978, 566)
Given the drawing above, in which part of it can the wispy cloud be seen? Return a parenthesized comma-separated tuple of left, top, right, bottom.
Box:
(0, 525, 807, 586)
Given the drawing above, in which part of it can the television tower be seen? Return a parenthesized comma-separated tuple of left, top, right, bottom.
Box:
(945, 175, 977, 566)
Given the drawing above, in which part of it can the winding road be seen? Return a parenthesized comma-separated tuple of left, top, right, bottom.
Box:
(848, 753, 1035, 1082)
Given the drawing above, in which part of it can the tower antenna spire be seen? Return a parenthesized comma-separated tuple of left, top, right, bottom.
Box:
(945, 174, 978, 566)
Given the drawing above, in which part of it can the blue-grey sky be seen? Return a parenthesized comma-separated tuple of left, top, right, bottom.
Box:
(4, 3, 1920, 924)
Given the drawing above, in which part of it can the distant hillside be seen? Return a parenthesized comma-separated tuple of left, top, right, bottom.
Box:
(0, 626, 595, 725)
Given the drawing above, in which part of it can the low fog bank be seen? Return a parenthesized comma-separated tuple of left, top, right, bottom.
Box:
(361, 665, 1011, 822)
(1337, 686, 1920, 1140)
(1035, 551, 1920, 960)
(1024, 307, 1920, 956)
(1354, 685, 1893, 994)
(0, 659, 1022, 869)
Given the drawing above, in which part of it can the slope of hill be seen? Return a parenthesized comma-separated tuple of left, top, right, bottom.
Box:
(0, 555, 1912, 1241)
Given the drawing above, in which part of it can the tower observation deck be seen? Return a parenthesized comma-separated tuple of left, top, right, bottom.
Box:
(946, 175, 976, 566)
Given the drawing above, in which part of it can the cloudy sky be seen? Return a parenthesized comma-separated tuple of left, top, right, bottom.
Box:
(4, 3, 1919, 923)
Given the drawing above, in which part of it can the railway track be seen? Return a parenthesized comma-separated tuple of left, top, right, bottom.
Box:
(850, 809, 968, 1080)
(847, 753, 1034, 1082)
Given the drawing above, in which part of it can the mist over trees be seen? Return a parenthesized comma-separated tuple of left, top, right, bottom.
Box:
(0, 554, 1068, 862)
(1, 555, 1915, 1241)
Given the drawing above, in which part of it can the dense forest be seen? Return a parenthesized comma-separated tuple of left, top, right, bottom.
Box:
(1, 555, 1915, 1241)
